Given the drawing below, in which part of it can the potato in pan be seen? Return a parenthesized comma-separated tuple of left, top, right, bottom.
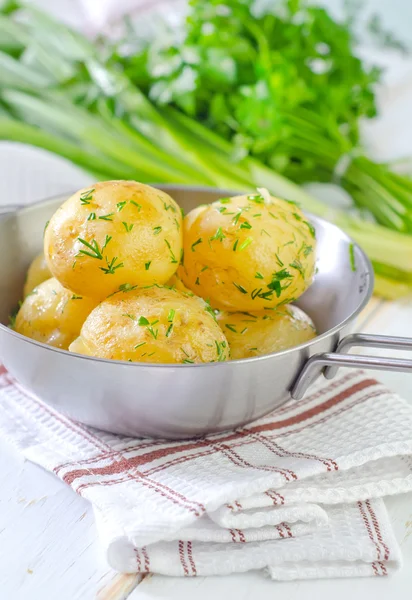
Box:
(44, 181, 183, 300)
(70, 285, 230, 364)
(217, 305, 316, 359)
(24, 252, 52, 297)
(179, 189, 316, 311)
(15, 277, 99, 350)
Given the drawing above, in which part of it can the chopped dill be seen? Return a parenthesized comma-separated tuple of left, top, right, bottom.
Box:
(122, 222, 134, 232)
(98, 213, 114, 221)
(191, 238, 202, 251)
(233, 282, 247, 294)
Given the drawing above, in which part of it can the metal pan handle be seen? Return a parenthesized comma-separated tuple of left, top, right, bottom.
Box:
(291, 333, 412, 400)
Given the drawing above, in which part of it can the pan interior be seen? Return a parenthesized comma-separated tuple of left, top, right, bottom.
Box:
(0, 186, 372, 336)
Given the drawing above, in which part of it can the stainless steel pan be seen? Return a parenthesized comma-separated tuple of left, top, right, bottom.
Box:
(0, 185, 411, 439)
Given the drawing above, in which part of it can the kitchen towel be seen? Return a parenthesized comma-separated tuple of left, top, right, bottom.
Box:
(1, 366, 412, 580)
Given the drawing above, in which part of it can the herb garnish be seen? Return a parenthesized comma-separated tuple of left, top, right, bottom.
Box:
(130, 200, 142, 211)
(153, 226, 162, 235)
(247, 193, 264, 204)
(303, 220, 316, 238)
(122, 222, 134, 232)
(349, 243, 357, 271)
(163, 200, 177, 213)
(225, 324, 237, 333)
(102, 235, 112, 251)
(240, 221, 252, 229)
(138, 316, 159, 339)
(80, 188, 95, 205)
(117, 283, 138, 293)
(165, 308, 175, 337)
(204, 303, 217, 322)
(239, 237, 252, 251)
(209, 227, 225, 243)
(232, 210, 242, 225)
(215, 340, 227, 361)
(299, 242, 313, 257)
(98, 213, 114, 221)
(290, 259, 305, 278)
(117, 201, 126, 211)
(123, 313, 136, 321)
(87, 212, 96, 221)
(100, 256, 124, 274)
(71, 294, 83, 300)
(145, 261, 151, 270)
(233, 282, 247, 294)
(267, 269, 293, 297)
(191, 238, 202, 251)
(77, 238, 103, 260)
(165, 239, 178, 263)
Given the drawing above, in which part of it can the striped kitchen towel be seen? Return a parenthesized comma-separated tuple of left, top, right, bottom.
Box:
(1, 367, 412, 581)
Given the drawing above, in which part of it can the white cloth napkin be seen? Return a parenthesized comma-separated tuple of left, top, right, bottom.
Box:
(1, 366, 412, 580)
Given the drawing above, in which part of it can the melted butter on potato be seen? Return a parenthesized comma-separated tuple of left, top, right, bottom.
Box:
(24, 252, 52, 297)
(44, 181, 182, 300)
(15, 278, 99, 349)
(179, 190, 316, 311)
(69, 285, 229, 364)
(217, 305, 316, 359)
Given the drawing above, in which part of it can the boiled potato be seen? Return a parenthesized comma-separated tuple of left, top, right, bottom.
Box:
(179, 188, 316, 311)
(15, 278, 99, 349)
(44, 181, 182, 300)
(24, 252, 51, 297)
(217, 305, 316, 359)
(69, 285, 229, 364)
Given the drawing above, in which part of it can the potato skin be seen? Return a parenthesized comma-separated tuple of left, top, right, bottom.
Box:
(217, 305, 316, 359)
(69, 285, 230, 364)
(179, 192, 316, 311)
(44, 181, 182, 300)
(15, 278, 99, 349)
(23, 252, 51, 297)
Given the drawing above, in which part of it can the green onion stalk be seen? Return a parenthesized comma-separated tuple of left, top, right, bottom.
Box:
(280, 110, 412, 234)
